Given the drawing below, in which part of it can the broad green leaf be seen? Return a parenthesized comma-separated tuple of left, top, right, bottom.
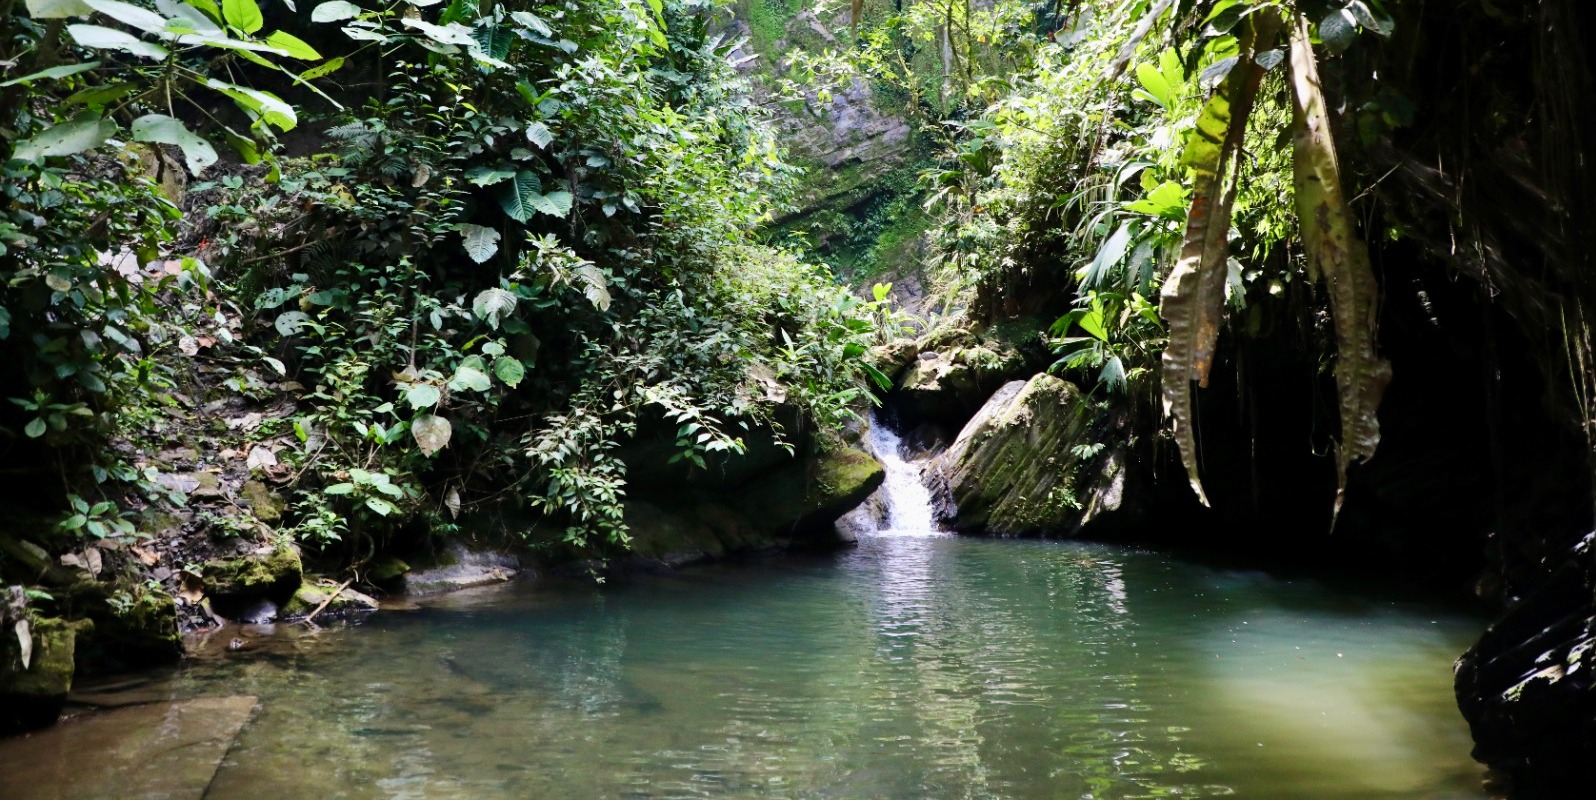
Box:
(67, 24, 170, 59)
(222, 0, 263, 33)
(574, 263, 610, 311)
(472, 287, 517, 329)
(411, 414, 451, 456)
(1134, 62, 1171, 107)
(264, 30, 321, 60)
(205, 78, 296, 130)
(83, 0, 167, 34)
(447, 364, 492, 393)
(1126, 181, 1186, 219)
(364, 497, 397, 516)
(63, 80, 136, 108)
(185, 0, 221, 22)
(0, 61, 100, 87)
(25, 0, 92, 18)
(459, 224, 500, 264)
(497, 170, 543, 222)
(465, 165, 515, 186)
(1318, 9, 1356, 53)
(525, 121, 553, 149)
(11, 115, 117, 161)
(1080, 222, 1132, 290)
(310, 0, 360, 21)
(274, 310, 312, 335)
(493, 356, 524, 388)
(25, 418, 46, 438)
(405, 384, 441, 409)
(156, 0, 221, 33)
(324, 482, 355, 495)
(528, 189, 573, 218)
(131, 113, 218, 175)
(342, 26, 389, 42)
(399, 17, 477, 46)
(299, 56, 344, 80)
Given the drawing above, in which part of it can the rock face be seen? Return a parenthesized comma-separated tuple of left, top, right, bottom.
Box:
(201, 545, 302, 605)
(928, 374, 1113, 536)
(623, 445, 887, 568)
(1455, 531, 1596, 797)
(282, 582, 380, 621)
(0, 618, 92, 734)
(403, 540, 520, 594)
(888, 328, 1039, 432)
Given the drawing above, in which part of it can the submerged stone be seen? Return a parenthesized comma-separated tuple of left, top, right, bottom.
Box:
(0, 695, 257, 800)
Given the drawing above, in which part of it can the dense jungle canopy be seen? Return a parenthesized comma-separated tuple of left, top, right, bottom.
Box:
(2, 0, 1594, 795)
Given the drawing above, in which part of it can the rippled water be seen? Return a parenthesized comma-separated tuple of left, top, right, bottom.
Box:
(1, 428, 1491, 799)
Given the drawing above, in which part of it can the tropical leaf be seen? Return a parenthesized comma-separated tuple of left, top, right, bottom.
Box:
(525, 121, 553, 148)
(574, 264, 611, 312)
(130, 113, 218, 175)
(472, 287, 517, 328)
(493, 356, 525, 388)
(1158, 11, 1281, 506)
(11, 115, 117, 161)
(405, 383, 440, 409)
(310, 0, 360, 21)
(528, 189, 573, 218)
(1286, 13, 1391, 517)
(0, 61, 99, 88)
(25, 0, 93, 18)
(221, 0, 262, 33)
(497, 170, 543, 222)
(205, 78, 296, 130)
(67, 23, 170, 59)
(264, 30, 322, 60)
(411, 414, 452, 456)
(459, 224, 500, 264)
(82, 0, 166, 34)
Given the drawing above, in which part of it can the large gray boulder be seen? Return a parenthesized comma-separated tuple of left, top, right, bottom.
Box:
(928, 374, 1118, 536)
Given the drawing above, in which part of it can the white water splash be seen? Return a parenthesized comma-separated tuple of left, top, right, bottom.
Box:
(864, 418, 946, 536)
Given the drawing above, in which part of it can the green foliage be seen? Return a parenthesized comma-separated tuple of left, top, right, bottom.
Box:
(0, 0, 887, 586)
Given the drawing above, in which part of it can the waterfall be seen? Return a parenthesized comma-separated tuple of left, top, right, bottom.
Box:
(860, 416, 945, 537)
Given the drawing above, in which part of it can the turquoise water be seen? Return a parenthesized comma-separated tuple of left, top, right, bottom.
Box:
(38, 532, 1489, 799)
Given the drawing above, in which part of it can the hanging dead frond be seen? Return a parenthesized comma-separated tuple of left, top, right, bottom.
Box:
(1159, 12, 1281, 506)
(1286, 13, 1392, 518)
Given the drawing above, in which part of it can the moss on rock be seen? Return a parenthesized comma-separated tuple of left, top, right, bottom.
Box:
(1, 617, 93, 734)
(929, 374, 1110, 535)
(201, 545, 302, 600)
(281, 582, 379, 620)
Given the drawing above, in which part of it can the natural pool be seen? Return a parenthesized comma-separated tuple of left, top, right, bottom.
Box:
(0, 530, 1488, 799)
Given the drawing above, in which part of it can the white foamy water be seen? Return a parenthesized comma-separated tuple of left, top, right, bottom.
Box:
(863, 417, 946, 536)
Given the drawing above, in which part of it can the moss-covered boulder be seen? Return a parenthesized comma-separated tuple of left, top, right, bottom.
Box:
(281, 582, 379, 621)
(201, 545, 302, 602)
(890, 342, 1032, 430)
(928, 374, 1108, 535)
(239, 480, 286, 523)
(734, 446, 885, 544)
(1, 617, 92, 734)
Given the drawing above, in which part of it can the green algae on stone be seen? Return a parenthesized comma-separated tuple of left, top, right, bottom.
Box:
(281, 582, 378, 620)
(201, 546, 302, 600)
(1, 617, 93, 733)
(240, 480, 287, 523)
